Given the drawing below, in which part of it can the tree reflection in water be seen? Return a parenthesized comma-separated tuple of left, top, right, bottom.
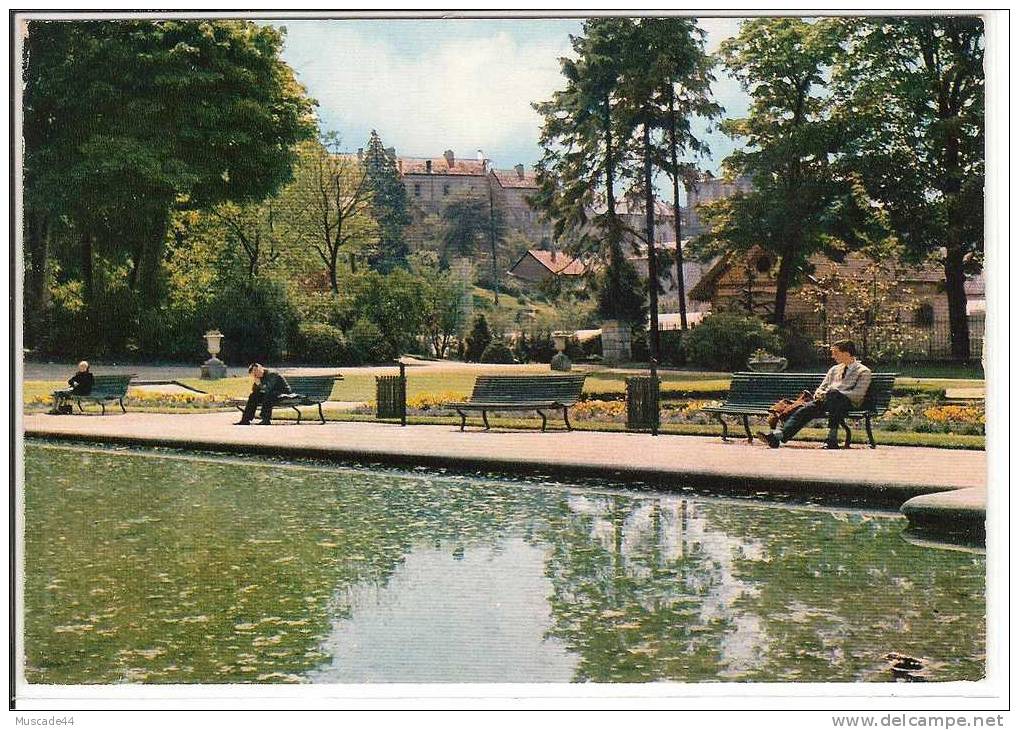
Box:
(24, 445, 984, 684)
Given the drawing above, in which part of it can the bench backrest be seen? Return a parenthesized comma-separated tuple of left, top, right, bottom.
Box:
(470, 374, 587, 405)
(725, 371, 896, 413)
(90, 374, 135, 397)
(283, 375, 340, 402)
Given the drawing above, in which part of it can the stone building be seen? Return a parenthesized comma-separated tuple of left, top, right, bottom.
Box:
(397, 149, 492, 215)
(687, 247, 985, 359)
(684, 173, 754, 237)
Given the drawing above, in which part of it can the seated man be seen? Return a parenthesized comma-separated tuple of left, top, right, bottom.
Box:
(236, 363, 291, 425)
(757, 339, 872, 450)
(50, 360, 94, 414)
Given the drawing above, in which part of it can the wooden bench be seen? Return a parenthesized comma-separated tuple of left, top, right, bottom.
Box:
(702, 371, 897, 448)
(232, 374, 343, 424)
(57, 374, 135, 415)
(445, 374, 588, 432)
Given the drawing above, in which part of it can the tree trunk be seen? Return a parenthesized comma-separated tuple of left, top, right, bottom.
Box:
(329, 251, 340, 293)
(136, 214, 170, 307)
(773, 253, 794, 325)
(80, 229, 94, 303)
(944, 247, 971, 360)
(488, 179, 500, 305)
(603, 93, 621, 258)
(642, 123, 660, 366)
(25, 211, 51, 347)
(667, 88, 688, 330)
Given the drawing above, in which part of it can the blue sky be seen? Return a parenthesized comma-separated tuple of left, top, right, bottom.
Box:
(273, 18, 749, 182)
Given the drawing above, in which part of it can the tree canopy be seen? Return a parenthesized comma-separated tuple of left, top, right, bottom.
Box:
(832, 16, 984, 358)
(23, 20, 317, 307)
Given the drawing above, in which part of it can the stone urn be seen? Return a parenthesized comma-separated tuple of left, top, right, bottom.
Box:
(550, 331, 572, 371)
(746, 353, 788, 372)
(200, 329, 228, 379)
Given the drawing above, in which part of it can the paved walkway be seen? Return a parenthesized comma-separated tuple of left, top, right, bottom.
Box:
(22, 412, 986, 506)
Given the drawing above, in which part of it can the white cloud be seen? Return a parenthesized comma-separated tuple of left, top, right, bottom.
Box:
(279, 21, 575, 165)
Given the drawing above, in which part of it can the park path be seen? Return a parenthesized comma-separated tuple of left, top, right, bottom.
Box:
(23, 412, 985, 505)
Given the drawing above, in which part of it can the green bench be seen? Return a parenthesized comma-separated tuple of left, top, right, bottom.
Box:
(232, 374, 343, 424)
(445, 374, 588, 432)
(702, 371, 897, 448)
(57, 374, 135, 415)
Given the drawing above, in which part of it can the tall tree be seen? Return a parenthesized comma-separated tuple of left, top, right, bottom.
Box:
(281, 137, 378, 294)
(22, 20, 316, 313)
(650, 22, 722, 330)
(532, 18, 646, 326)
(439, 193, 506, 292)
(692, 18, 854, 325)
(615, 18, 707, 361)
(833, 17, 984, 360)
(363, 129, 412, 273)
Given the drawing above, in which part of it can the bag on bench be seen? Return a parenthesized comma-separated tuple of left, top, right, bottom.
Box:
(767, 390, 814, 429)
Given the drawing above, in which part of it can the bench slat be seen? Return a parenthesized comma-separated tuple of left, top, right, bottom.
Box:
(447, 374, 588, 431)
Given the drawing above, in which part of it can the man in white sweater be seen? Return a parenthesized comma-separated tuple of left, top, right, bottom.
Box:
(757, 339, 872, 449)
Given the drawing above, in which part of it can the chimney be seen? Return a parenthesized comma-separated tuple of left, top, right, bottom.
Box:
(425, 159, 432, 174)
(397, 159, 403, 174)
(357, 148, 363, 161)
(514, 163, 524, 180)
(443, 149, 455, 167)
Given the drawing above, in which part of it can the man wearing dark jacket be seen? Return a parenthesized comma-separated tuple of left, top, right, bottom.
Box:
(236, 363, 291, 425)
(50, 360, 94, 414)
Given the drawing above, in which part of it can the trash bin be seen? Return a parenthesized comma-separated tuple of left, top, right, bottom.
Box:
(375, 364, 407, 425)
(626, 375, 660, 433)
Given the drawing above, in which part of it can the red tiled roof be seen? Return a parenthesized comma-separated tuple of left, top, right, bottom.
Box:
(398, 156, 487, 176)
(492, 168, 539, 189)
(512, 250, 586, 277)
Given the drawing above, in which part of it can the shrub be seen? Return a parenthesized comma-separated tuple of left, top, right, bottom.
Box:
(779, 325, 823, 368)
(347, 317, 388, 364)
(683, 313, 782, 371)
(480, 339, 515, 363)
(205, 277, 299, 365)
(659, 330, 687, 367)
(463, 315, 492, 362)
(291, 322, 350, 365)
(523, 330, 556, 363)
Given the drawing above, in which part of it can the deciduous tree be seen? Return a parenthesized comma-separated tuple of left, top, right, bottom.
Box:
(832, 17, 984, 360)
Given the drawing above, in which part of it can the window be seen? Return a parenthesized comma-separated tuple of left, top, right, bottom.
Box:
(443, 184, 451, 196)
(914, 302, 935, 327)
(413, 183, 421, 197)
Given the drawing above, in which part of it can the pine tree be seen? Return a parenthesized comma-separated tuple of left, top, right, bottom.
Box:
(363, 129, 411, 272)
(532, 19, 646, 326)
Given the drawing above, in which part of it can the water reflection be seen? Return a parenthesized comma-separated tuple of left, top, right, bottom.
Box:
(24, 444, 984, 684)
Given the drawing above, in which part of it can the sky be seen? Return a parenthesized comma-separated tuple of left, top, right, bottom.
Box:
(273, 18, 750, 183)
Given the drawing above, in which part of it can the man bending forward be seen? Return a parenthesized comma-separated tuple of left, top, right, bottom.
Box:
(236, 363, 291, 425)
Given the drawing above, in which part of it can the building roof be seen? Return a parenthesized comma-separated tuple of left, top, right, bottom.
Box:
(590, 197, 674, 218)
(687, 248, 984, 302)
(398, 156, 487, 176)
(509, 249, 586, 277)
(492, 168, 539, 189)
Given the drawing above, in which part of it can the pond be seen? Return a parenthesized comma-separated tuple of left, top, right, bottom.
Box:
(22, 442, 985, 684)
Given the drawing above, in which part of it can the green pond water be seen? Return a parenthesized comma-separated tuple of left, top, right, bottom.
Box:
(23, 442, 985, 684)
